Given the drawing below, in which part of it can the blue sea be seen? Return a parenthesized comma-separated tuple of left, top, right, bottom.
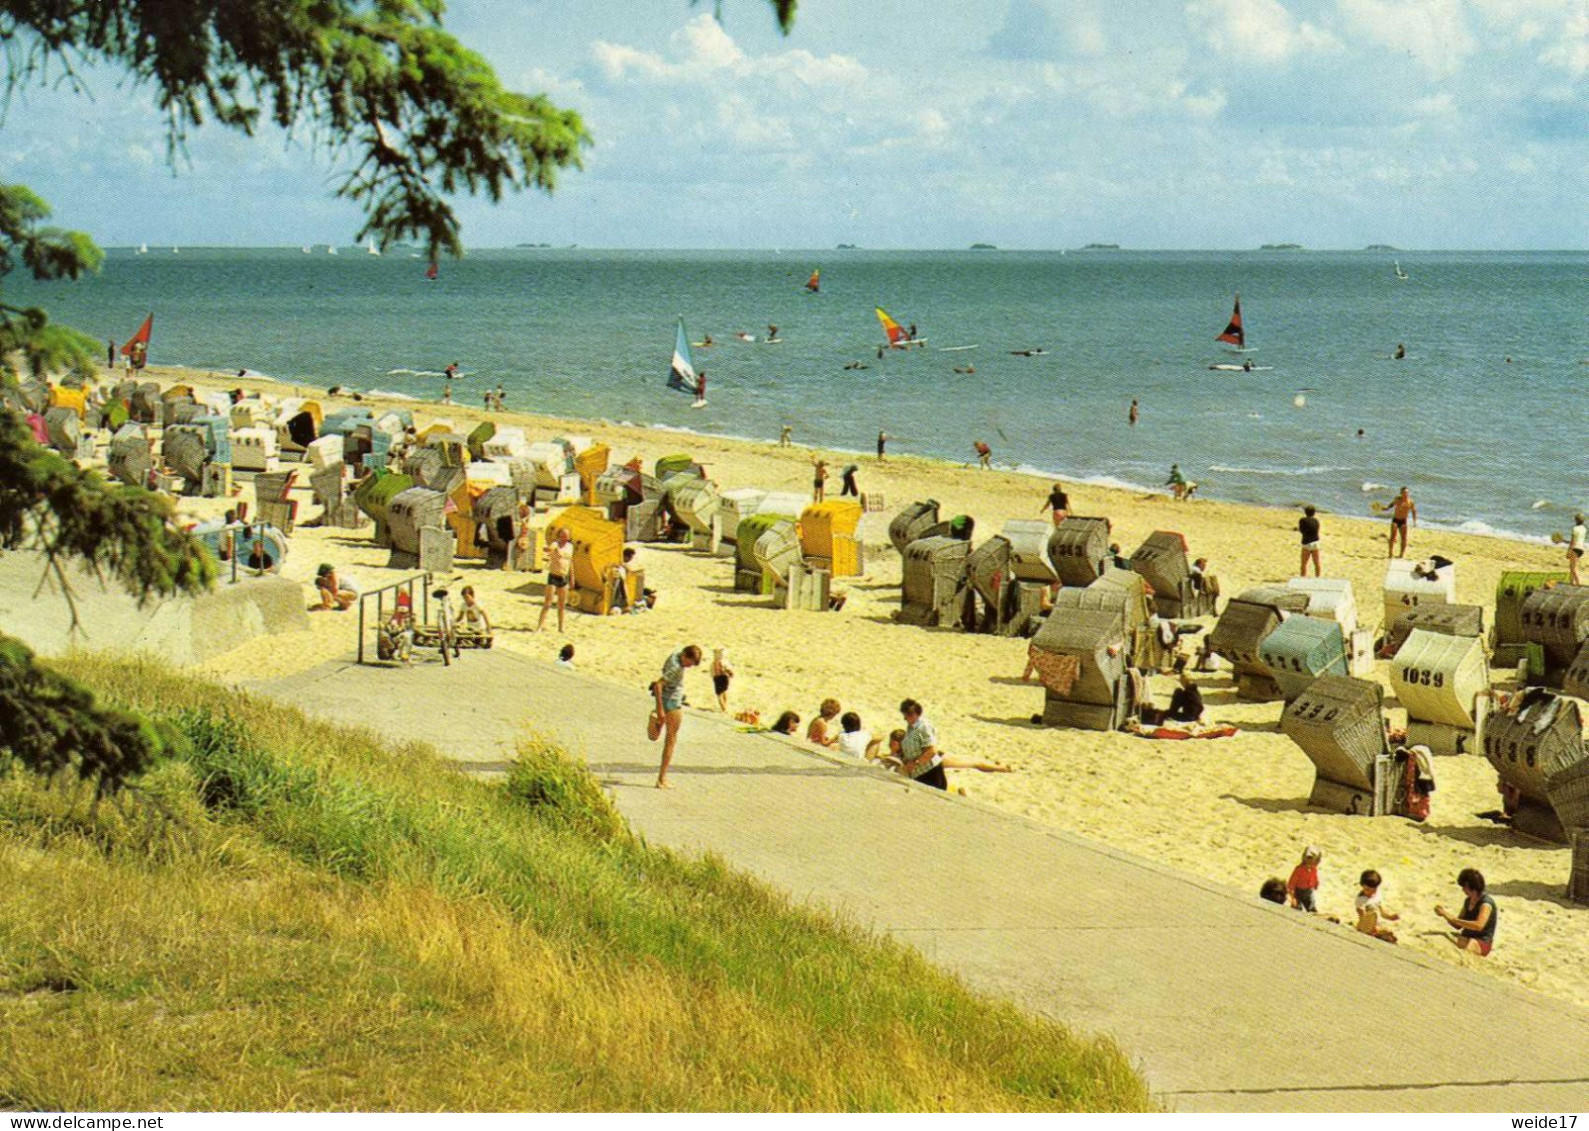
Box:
(17, 247, 1587, 540)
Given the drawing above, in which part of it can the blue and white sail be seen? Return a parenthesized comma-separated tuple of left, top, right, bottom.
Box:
(668, 316, 697, 393)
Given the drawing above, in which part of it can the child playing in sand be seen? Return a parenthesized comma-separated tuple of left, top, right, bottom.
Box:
(1355, 869, 1400, 943)
(1287, 847, 1322, 912)
(455, 585, 491, 639)
(711, 647, 733, 711)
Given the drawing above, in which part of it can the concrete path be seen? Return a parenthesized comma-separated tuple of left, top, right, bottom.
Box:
(252, 650, 1589, 1112)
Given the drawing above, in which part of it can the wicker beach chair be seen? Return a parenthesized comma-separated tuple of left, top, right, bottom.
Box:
(889, 499, 942, 557)
(1258, 616, 1349, 703)
(1484, 691, 1586, 842)
(1493, 571, 1571, 664)
(1519, 586, 1589, 687)
(386, 486, 449, 570)
(1389, 629, 1491, 755)
(1281, 675, 1394, 815)
(1384, 603, 1486, 657)
(896, 535, 971, 628)
(1208, 589, 1306, 700)
(1130, 530, 1215, 618)
(1029, 605, 1131, 731)
(1047, 516, 1111, 588)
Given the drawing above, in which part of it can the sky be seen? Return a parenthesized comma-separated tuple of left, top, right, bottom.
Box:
(2, 0, 1585, 249)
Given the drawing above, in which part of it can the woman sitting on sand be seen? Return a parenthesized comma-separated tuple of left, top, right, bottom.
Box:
(1436, 869, 1497, 957)
(770, 711, 801, 736)
(807, 699, 842, 747)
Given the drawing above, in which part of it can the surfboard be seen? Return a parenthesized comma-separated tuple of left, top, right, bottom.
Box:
(938, 345, 979, 352)
(1207, 364, 1273, 371)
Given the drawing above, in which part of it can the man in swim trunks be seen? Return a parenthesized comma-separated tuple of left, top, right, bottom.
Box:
(1298, 505, 1321, 577)
(1388, 487, 1417, 559)
(537, 527, 573, 632)
(1041, 482, 1069, 525)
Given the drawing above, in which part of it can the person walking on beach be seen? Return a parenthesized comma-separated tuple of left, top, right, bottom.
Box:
(1128, 398, 1139, 427)
(877, 430, 889, 460)
(537, 527, 573, 632)
(1166, 464, 1188, 501)
(1041, 482, 1069, 526)
(812, 459, 828, 502)
(1298, 505, 1322, 577)
(1387, 486, 1417, 558)
(650, 644, 702, 789)
(973, 440, 992, 470)
(106, 338, 115, 368)
(442, 381, 453, 406)
(779, 424, 794, 447)
(839, 463, 859, 497)
(1567, 513, 1585, 585)
(897, 699, 948, 790)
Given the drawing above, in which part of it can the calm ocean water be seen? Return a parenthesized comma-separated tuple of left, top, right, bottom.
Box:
(17, 247, 1587, 540)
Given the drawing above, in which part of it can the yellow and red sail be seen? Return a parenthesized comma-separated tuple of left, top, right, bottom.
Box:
(805, 269, 820, 293)
(875, 307, 907, 347)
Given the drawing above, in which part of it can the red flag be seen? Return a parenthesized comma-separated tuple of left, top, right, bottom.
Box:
(120, 313, 153, 356)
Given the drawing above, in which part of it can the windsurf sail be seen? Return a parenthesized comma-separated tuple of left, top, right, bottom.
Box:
(876, 307, 908, 348)
(120, 313, 153, 368)
(424, 259, 438, 280)
(669, 317, 697, 393)
(805, 269, 820, 293)
(1215, 295, 1245, 349)
(1394, 261, 1408, 280)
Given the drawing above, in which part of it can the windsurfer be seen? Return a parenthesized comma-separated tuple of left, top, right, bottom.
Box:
(1242, 359, 1253, 372)
(702, 333, 714, 347)
(445, 361, 459, 381)
(767, 324, 780, 342)
(907, 323, 918, 341)
(693, 371, 707, 406)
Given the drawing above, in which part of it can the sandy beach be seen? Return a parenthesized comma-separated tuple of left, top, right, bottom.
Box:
(130, 364, 1584, 1012)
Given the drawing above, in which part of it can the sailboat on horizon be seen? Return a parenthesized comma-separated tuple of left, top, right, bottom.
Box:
(136, 243, 148, 255)
(670, 317, 706, 406)
(366, 239, 381, 256)
(1216, 294, 1255, 353)
(1394, 260, 1409, 281)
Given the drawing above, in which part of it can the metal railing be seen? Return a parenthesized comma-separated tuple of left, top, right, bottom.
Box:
(357, 571, 432, 664)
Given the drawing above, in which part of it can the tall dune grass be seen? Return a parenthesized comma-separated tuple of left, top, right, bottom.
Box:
(0, 654, 1152, 1112)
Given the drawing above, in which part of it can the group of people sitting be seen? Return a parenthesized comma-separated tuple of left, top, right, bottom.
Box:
(765, 698, 1014, 789)
(1258, 848, 1497, 957)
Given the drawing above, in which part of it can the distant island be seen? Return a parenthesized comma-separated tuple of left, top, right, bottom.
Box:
(969, 243, 997, 250)
(1365, 244, 1399, 251)
(836, 243, 858, 249)
(515, 242, 552, 248)
(1260, 243, 1303, 250)
(1081, 243, 1120, 250)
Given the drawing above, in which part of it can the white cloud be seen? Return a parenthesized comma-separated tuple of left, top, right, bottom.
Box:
(1335, 0, 1477, 77)
(1186, 0, 1339, 62)
(591, 14, 866, 90)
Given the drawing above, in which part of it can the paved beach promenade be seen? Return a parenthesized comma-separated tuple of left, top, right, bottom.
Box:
(254, 650, 1589, 1112)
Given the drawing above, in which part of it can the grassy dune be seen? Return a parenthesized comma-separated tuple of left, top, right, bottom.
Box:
(0, 656, 1152, 1112)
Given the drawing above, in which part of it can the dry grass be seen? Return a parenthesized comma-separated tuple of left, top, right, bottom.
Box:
(0, 655, 1153, 1112)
